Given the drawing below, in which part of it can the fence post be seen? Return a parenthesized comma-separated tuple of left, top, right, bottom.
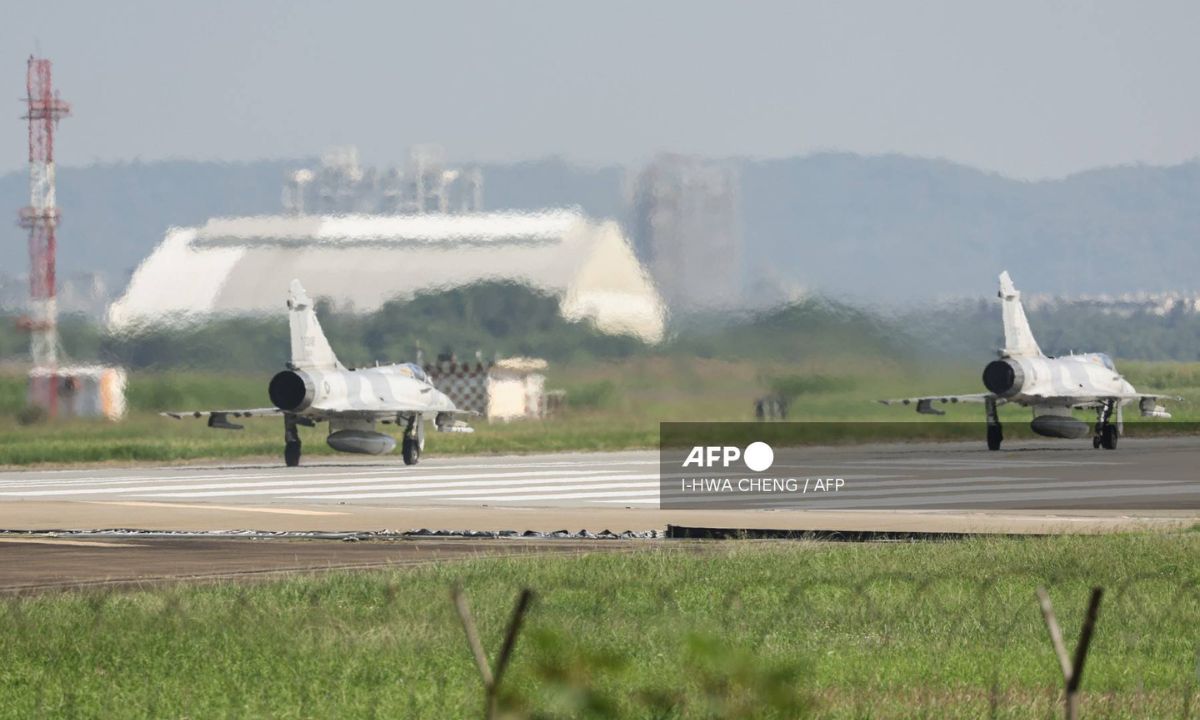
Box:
(1036, 586, 1104, 720)
(452, 586, 535, 719)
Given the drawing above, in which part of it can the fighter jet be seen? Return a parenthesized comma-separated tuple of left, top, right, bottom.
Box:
(164, 280, 473, 466)
(881, 271, 1176, 451)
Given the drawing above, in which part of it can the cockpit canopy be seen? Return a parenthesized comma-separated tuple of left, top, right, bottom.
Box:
(1090, 353, 1115, 370)
(403, 362, 430, 383)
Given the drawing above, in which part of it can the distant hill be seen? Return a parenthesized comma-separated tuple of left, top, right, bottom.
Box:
(0, 156, 626, 289)
(0, 159, 307, 284)
(900, 299, 1200, 363)
(740, 153, 1200, 300)
(3, 153, 1200, 303)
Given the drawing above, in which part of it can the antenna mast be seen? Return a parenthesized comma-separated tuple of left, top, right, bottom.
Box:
(19, 55, 70, 416)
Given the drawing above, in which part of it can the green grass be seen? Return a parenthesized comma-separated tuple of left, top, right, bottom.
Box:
(2, 358, 1199, 466)
(0, 534, 1196, 718)
(0, 412, 661, 466)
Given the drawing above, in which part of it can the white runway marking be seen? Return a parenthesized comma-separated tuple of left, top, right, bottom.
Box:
(0, 455, 665, 508)
(281, 476, 659, 501)
(0, 537, 142, 548)
(0, 442, 1195, 511)
(467, 490, 662, 502)
(0, 459, 659, 489)
(0, 469, 623, 497)
(85, 501, 349, 516)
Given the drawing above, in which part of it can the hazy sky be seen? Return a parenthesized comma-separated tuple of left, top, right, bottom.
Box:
(2, 1, 1198, 179)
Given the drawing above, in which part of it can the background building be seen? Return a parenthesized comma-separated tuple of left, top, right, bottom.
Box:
(108, 209, 665, 343)
(630, 154, 743, 316)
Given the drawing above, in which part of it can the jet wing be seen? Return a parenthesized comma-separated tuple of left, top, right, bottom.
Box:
(878, 393, 995, 416)
(315, 407, 478, 432)
(314, 407, 479, 419)
(1018, 393, 1180, 418)
(161, 408, 283, 430)
(1107, 393, 1182, 402)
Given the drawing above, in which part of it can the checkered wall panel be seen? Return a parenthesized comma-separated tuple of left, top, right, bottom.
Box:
(425, 361, 491, 415)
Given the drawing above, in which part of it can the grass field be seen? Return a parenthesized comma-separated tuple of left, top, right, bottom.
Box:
(2, 358, 1198, 466)
(0, 533, 1196, 718)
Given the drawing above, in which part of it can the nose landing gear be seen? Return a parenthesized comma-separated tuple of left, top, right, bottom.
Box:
(402, 414, 424, 465)
(1093, 400, 1118, 450)
(985, 397, 1003, 451)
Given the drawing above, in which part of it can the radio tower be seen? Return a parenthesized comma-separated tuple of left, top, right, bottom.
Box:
(19, 56, 70, 417)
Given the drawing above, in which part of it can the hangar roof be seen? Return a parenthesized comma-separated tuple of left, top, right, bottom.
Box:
(108, 210, 665, 342)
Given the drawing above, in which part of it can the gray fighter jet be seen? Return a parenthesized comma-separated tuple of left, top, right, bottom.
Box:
(164, 280, 473, 466)
(881, 272, 1176, 450)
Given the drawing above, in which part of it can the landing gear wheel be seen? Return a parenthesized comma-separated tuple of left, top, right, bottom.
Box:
(984, 396, 1002, 451)
(402, 436, 421, 465)
(1092, 435, 1101, 449)
(1094, 399, 1118, 450)
(285, 441, 302, 467)
(986, 424, 1003, 451)
(1100, 424, 1118, 450)
(283, 415, 302, 467)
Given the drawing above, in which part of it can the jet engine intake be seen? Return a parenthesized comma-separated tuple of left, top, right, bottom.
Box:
(982, 359, 1025, 397)
(269, 370, 315, 412)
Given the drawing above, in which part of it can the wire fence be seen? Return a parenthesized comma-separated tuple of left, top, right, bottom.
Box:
(452, 574, 1200, 719)
(0, 565, 1196, 718)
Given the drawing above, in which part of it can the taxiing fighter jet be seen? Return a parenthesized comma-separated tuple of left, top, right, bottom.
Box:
(164, 280, 473, 466)
(881, 271, 1175, 451)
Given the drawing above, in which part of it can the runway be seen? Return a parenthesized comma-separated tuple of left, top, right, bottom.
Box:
(0, 439, 1196, 534)
(0, 536, 652, 594)
(662, 436, 1200, 510)
(0, 451, 661, 507)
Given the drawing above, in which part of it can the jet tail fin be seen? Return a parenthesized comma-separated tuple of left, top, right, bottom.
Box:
(997, 271, 1043, 358)
(287, 280, 342, 370)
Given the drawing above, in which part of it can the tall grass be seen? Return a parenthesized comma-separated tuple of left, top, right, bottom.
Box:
(0, 534, 1195, 718)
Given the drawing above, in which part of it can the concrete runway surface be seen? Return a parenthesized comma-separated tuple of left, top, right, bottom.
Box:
(662, 436, 1200, 510)
(0, 439, 1197, 535)
(0, 537, 648, 594)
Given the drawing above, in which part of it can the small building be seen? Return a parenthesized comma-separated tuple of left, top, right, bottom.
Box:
(424, 356, 548, 422)
(27, 365, 127, 421)
(486, 357, 548, 421)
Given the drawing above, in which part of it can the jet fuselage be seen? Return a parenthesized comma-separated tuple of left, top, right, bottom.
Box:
(269, 363, 457, 416)
(981, 353, 1134, 406)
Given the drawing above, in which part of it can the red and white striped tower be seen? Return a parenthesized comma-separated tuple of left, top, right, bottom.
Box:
(18, 56, 70, 416)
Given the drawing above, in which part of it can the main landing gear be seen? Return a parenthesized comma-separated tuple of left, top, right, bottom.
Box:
(985, 397, 1003, 451)
(284, 415, 302, 467)
(1092, 399, 1118, 450)
(402, 415, 423, 465)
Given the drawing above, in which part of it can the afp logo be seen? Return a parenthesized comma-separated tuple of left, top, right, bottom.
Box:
(682, 441, 774, 472)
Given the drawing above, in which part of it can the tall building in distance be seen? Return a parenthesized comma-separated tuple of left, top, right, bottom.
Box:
(630, 154, 742, 316)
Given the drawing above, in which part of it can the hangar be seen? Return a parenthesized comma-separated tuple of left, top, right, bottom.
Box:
(108, 210, 666, 342)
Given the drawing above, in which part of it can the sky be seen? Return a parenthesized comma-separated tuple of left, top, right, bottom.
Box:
(2, 0, 1198, 179)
